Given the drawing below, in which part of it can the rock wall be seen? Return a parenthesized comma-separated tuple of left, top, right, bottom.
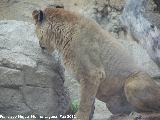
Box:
(0, 20, 70, 117)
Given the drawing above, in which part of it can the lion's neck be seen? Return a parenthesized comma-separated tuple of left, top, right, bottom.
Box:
(49, 22, 77, 66)
(48, 22, 73, 49)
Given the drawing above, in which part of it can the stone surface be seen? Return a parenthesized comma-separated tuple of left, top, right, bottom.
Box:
(22, 86, 58, 116)
(107, 112, 160, 120)
(0, 20, 70, 118)
(0, 88, 31, 116)
(0, 67, 24, 87)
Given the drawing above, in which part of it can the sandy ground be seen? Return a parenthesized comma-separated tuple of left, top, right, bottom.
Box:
(0, 0, 112, 119)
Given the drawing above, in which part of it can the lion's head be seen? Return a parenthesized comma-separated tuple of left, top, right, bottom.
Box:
(32, 6, 78, 53)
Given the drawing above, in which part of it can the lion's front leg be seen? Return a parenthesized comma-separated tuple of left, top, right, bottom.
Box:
(75, 79, 99, 120)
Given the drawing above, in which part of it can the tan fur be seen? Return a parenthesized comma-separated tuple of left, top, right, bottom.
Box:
(33, 8, 160, 120)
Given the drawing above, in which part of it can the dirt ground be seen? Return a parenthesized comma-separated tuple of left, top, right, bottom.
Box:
(0, 0, 112, 119)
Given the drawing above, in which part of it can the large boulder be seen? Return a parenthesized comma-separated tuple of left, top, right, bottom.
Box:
(0, 20, 70, 118)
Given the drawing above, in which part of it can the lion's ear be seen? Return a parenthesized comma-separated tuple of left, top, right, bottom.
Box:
(32, 10, 44, 24)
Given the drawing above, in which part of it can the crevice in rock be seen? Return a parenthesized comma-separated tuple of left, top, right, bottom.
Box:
(0, 65, 22, 71)
(0, 85, 21, 90)
(25, 84, 50, 88)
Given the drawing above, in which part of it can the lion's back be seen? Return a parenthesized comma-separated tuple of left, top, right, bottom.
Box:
(100, 36, 139, 81)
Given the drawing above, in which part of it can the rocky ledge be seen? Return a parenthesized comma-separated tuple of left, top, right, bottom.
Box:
(0, 20, 70, 118)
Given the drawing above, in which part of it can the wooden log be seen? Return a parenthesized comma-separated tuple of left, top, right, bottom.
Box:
(121, 0, 160, 67)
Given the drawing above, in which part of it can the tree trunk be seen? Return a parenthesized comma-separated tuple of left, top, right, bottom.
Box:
(121, 0, 160, 67)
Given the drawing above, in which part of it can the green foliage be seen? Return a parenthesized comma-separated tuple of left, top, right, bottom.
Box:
(70, 99, 79, 114)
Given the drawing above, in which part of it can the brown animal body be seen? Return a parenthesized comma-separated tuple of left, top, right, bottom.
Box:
(32, 7, 160, 120)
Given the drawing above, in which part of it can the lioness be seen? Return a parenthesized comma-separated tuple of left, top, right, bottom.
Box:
(32, 7, 160, 120)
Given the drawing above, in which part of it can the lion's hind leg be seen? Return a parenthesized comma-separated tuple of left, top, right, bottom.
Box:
(124, 72, 160, 113)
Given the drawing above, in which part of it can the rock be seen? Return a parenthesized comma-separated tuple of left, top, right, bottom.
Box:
(22, 86, 58, 116)
(108, 112, 160, 120)
(0, 67, 24, 87)
(0, 0, 18, 8)
(94, 99, 112, 120)
(0, 20, 70, 117)
(0, 88, 31, 116)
